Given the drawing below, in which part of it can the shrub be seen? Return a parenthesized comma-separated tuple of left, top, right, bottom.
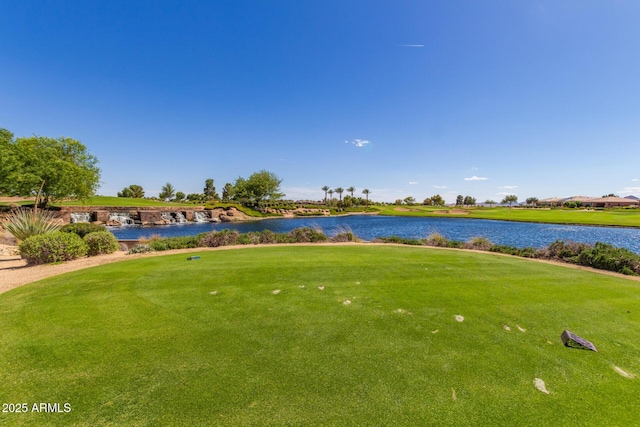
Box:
(149, 235, 202, 251)
(128, 244, 153, 254)
(19, 232, 88, 265)
(199, 230, 240, 247)
(60, 222, 105, 238)
(3, 208, 61, 241)
(538, 240, 590, 262)
(464, 237, 492, 251)
(83, 231, 120, 256)
(489, 245, 538, 258)
(330, 225, 359, 243)
(374, 236, 424, 245)
(259, 229, 278, 244)
(237, 232, 261, 245)
(287, 227, 328, 243)
(424, 232, 449, 247)
(576, 242, 640, 275)
(446, 240, 465, 249)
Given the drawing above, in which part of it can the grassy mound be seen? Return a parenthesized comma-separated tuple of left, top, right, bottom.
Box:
(1, 246, 639, 425)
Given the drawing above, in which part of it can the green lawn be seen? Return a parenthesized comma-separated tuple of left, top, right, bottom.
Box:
(1, 246, 639, 425)
(373, 205, 640, 227)
(52, 196, 196, 207)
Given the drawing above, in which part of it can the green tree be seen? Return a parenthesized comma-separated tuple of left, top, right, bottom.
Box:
(362, 189, 371, 207)
(484, 199, 497, 207)
(232, 170, 284, 205)
(222, 183, 233, 202)
(431, 194, 445, 206)
(347, 186, 355, 197)
(526, 197, 539, 206)
(321, 186, 330, 203)
(501, 194, 518, 207)
(423, 198, 432, 206)
(204, 179, 218, 200)
(328, 189, 334, 203)
(404, 196, 416, 205)
(463, 196, 476, 206)
(334, 187, 344, 210)
(456, 195, 464, 206)
(0, 130, 101, 208)
(159, 183, 176, 201)
(174, 191, 186, 202)
(118, 185, 144, 198)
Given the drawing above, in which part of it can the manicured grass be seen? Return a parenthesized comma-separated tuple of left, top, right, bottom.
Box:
(373, 205, 640, 227)
(1, 246, 639, 425)
(52, 196, 195, 207)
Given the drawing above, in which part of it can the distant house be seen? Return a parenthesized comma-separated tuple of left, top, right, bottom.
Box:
(537, 196, 638, 208)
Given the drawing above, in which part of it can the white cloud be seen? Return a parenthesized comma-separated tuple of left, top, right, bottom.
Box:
(409, 181, 418, 185)
(465, 176, 489, 181)
(618, 187, 640, 195)
(632, 179, 638, 182)
(500, 185, 518, 189)
(433, 185, 446, 189)
(345, 139, 370, 147)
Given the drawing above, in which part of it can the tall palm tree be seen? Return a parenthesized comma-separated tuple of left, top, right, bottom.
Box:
(334, 187, 344, 203)
(347, 186, 355, 197)
(328, 189, 334, 203)
(362, 189, 371, 208)
(321, 186, 330, 203)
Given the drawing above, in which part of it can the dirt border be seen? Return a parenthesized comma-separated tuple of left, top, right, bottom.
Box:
(1, 242, 638, 295)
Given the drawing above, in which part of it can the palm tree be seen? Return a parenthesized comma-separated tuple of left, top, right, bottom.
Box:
(328, 189, 334, 203)
(334, 187, 344, 211)
(321, 186, 330, 203)
(347, 186, 355, 197)
(159, 182, 175, 201)
(362, 189, 371, 208)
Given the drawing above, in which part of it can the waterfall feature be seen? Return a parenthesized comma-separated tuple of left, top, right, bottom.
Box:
(70, 212, 91, 223)
(161, 213, 175, 224)
(194, 211, 208, 223)
(109, 212, 135, 226)
(175, 212, 187, 223)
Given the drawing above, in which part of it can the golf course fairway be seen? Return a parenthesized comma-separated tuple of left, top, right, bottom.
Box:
(1, 245, 639, 426)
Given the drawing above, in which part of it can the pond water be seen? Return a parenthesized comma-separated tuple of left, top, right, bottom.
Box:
(108, 215, 640, 254)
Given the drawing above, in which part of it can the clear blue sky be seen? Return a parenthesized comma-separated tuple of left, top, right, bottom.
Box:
(2, 1, 639, 203)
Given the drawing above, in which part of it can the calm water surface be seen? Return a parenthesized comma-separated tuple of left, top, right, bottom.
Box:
(108, 215, 640, 254)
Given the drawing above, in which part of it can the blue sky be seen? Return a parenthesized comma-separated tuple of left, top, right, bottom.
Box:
(2, 1, 639, 203)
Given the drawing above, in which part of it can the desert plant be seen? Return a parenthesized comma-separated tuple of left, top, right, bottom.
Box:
(19, 231, 88, 264)
(127, 244, 153, 254)
(287, 227, 328, 243)
(83, 231, 120, 256)
(576, 242, 640, 275)
(465, 237, 492, 251)
(424, 232, 449, 247)
(148, 235, 203, 251)
(538, 240, 590, 262)
(60, 222, 105, 238)
(330, 225, 359, 242)
(199, 230, 241, 247)
(3, 208, 61, 241)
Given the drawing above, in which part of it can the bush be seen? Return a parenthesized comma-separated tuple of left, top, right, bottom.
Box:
(19, 232, 88, 265)
(83, 231, 120, 256)
(287, 227, 328, 243)
(60, 222, 105, 238)
(149, 235, 203, 251)
(374, 236, 424, 245)
(424, 232, 449, 247)
(128, 244, 153, 254)
(3, 208, 61, 241)
(464, 237, 492, 251)
(538, 240, 590, 262)
(199, 230, 240, 247)
(576, 242, 640, 275)
(489, 245, 538, 258)
(259, 230, 278, 244)
(237, 232, 261, 245)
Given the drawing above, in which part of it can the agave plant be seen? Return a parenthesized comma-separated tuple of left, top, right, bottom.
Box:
(3, 208, 62, 242)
